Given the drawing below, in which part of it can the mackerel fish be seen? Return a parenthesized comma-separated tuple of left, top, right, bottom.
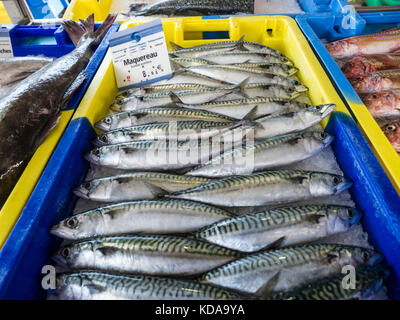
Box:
(168, 170, 353, 207)
(200, 243, 381, 294)
(85, 140, 243, 171)
(110, 85, 245, 112)
(254, 104, 335, 139)
(50, 271, 271, 300)
(169, 36, 287, 60)
(73, 172, 211, 202)
(95, 107, 235, 132)
(198, 52, 293, 65)
(194, 205, 361, 252)
(175, 64, 304, 88)
(115, 83, 212, 98)
(94, 121, 236, 146)
(50, 199, 234, 240)
(268, 264, 389, 300)
(53, 235, 244, 276)
(177, 98, 309, 120)
(186, 131, 334, 177)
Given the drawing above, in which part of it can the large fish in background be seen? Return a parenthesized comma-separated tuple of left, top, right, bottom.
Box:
(0, 14, 117, 208)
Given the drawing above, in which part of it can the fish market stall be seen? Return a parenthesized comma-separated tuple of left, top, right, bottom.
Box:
(0, 19, 118, 250)
(0, 16, 398, 300)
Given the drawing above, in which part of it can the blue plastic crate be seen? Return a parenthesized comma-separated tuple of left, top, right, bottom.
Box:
(25, 0, 69, 19)
(298, 0, 350, 13)
(297, 12, 400, 300)
(5, 22, 119, 109)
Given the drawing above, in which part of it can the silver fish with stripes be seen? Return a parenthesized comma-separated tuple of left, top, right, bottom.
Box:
(50, 271, 271, 300)
(200, 243, 381, 294)
(254, 104, 335, 139)
(95, 107, 236, 132)
(194, 205, 361, 252)
(52, 235, 244, 276)
(177, 98, 309, 120)
(94, 120, 236, 146)
(50, 199, 234, 240)
(186, 131, 334, 177)
(73, 172, 211, 202)
(168, 170, 353, 207)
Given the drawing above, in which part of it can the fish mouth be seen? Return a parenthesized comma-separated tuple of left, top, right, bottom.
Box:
(348, 209, 362, 226)
(94, 120, 109, 131)
(92, 137, 106, 147)
(288, 67, 299, 77)
(323, 135, 335, 147)
(73, 186, 90, 200)
(84, 151, 100, 165)
(334, 180, 353, 195)
(49, 224, 74, 240)
(319, 104, 336, 118)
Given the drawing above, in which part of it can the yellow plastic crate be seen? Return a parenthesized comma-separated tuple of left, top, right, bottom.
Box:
(0, 1, 11, 24)
(64, 0, 129, 22)
(75, 15, 350, 126)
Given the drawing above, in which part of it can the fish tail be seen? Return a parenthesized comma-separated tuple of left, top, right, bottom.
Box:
(62, 14, 117, 48)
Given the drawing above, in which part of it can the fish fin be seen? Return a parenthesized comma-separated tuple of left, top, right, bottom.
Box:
(143, 181, 170, 196)
(306, 214, 325, 224)
(62, 14, 116, 48)
(233, 77, 250, 98)
(170, 41, 184, 51)
(256, 237, 286, 252)
(95, 246, 119, 256)
(242, 105, 259, 121)
(60, 71, 87, 109)
(234, 35, 249, 51)
(86, 283, 107, 295)
(169, 91, 184, 104)
(325, 253, 339, 264)
(254, 271, 281, 299)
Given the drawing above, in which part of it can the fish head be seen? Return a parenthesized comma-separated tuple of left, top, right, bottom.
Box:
(50, 215, 83, 240)
(363, 91, 399, 118)
(52, 241, 95, 269)
(94, 132, 112, 147)
(84, 146, 120, 167)
(345, 247, 383, 267)
(342, 56, 371, 78)
(300, 104, 336, 125)
(325, 39, 358, 59)
(292, 79, 308, 93)
(73, 178, 112, 202)
(358, 265, 390, 299)
(383, 120, 400, 152)
(323, 206, 361, 234)
(50, 211, 102, 240)
(284, 65, 299, 77)
(306, 131, 334, 151)
(309, 173, 352, 197)
(95, 115, 114, 131)
(49, 273, 95, 300)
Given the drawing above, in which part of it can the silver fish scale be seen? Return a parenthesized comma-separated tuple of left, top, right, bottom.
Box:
(74, 235, 243, 257)
(183, 97, 306, 107)
(201, 244, 342, 280)
(78, 199, 232, 217)
(268, 266, 385, 300)
(196, 205, 327, 238)
(175, 170, 313, 193)
(60, 272, 245, 300)
(113, 120, 232, 134)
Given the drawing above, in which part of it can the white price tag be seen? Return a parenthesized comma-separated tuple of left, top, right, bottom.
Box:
(0, 27, 13, 58)
(109, 19, 172, 90)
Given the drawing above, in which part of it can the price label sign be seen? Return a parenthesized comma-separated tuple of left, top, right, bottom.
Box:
(109, 19, 172, 90)
(0, 27, 13, 58)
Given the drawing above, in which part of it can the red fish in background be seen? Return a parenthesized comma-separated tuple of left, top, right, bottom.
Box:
(362, 90, 400, 121)
(326, 27, 400, 59)
(342, 54, 400, 79)
(350, 69, 400, 94)
(382, 120, 400, 153)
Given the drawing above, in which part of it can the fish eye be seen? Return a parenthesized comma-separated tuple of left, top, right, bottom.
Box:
(372, 94, 377, 99)
(83, 182, 91, 189)
(94, 149, 101, 156)
(101, 135, 108, 142)
(65, 218, 78, 229)
(362, 251, 372, 261)
(320, 132, 328, 139)
(60, 248, 71, 258)
(315, 105, 322, 110)
(347, 209, 355, 218)
(386, 125, 396, 131)
(333, 176, 342, 184)
(105, 118, 112, 124)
